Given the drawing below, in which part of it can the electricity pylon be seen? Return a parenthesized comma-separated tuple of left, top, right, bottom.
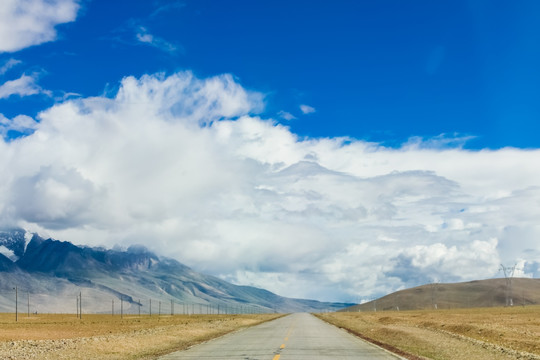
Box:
(499, 264, 516, 307)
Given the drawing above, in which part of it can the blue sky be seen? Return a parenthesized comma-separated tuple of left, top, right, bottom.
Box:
(1, 1, 540, 303)
(3, 0, 540, 148)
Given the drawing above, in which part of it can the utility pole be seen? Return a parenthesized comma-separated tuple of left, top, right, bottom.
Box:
(430, 282, 439, 309)
(79, 292, 82, 319)
(112, 299, 114, 316)
(14, 286, 18, 322)
(149, 299, 152, 317)
(27, 291, 30, 317)
(121, 297, 123, 319)
(500, 264, 516, 307)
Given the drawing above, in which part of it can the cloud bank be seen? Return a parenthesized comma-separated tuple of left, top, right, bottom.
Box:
(0, 0, 80, 53)
(1, 71, 539, 302)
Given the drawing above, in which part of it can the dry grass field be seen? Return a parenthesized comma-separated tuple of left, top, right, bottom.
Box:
(0, 313, 282, 359)
(317, 305, 540, 360)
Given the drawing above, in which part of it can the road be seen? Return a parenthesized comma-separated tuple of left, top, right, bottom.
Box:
(159, 313, 404, 359)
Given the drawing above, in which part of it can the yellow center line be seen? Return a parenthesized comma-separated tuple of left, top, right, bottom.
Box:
(273, 321, 295, 359)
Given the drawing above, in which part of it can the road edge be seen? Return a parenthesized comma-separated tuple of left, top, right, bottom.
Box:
(155, 313, 287, 359)
(312, 313, 427, 360)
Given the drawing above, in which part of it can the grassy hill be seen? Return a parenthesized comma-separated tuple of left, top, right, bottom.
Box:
(343, 278, 540, 312)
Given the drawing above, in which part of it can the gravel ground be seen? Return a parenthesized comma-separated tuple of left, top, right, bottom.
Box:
(0, 314, 281, 359)
(317, 307, 540, 360)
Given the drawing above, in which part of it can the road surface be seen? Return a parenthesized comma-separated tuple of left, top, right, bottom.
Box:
(159, 313, 404, 359)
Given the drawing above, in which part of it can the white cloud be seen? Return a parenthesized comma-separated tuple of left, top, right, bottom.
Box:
(404, 133, 476, 149)
(1, 71, 540, 302)
(150, 2, 185, 18)
(136, 26, 178, 53)
(0, 113, 38, 137)
(0, 58, 22, 75)
(0, 245, 18, 261)
(0, 0, 80, 53)
(300, 104, 316, 114)
(278, 110, 296, 121)
(0, 74, 51, 99)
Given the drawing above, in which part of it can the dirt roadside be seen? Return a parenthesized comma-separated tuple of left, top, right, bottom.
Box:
(0, 313, 282, 359)
(316, 306, 540, 360)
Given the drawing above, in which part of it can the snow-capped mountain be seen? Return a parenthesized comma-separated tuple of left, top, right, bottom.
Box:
(0, 228, 351, 313)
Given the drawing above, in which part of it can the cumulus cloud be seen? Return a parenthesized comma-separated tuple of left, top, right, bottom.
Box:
(1, 71, 540, 302)
(0, 113, 38, 137)
(0, 0, 80, 53)
(300, 104, 316, 114)
(0, 74, 51, 99)
(10, 165, 99, 229)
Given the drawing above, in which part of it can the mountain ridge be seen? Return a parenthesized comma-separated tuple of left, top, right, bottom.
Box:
(0, 228, 352, 313)
(341, 277, 540, 312)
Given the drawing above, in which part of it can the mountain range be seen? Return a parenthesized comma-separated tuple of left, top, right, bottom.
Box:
(0, 228, 352, 314)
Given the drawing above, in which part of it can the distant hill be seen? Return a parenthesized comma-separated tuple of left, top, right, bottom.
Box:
(0, 228, 352, 314)
(342, 278, 540, 312)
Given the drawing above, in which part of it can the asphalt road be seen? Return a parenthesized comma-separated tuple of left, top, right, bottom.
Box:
(159, 313, 404, 360)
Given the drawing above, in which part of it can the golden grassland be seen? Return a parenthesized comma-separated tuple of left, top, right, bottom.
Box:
(317, 305, 540, 360)
(0, 312, 282, 359)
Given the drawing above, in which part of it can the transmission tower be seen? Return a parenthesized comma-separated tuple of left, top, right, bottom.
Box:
(499, 264, 516, 306)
